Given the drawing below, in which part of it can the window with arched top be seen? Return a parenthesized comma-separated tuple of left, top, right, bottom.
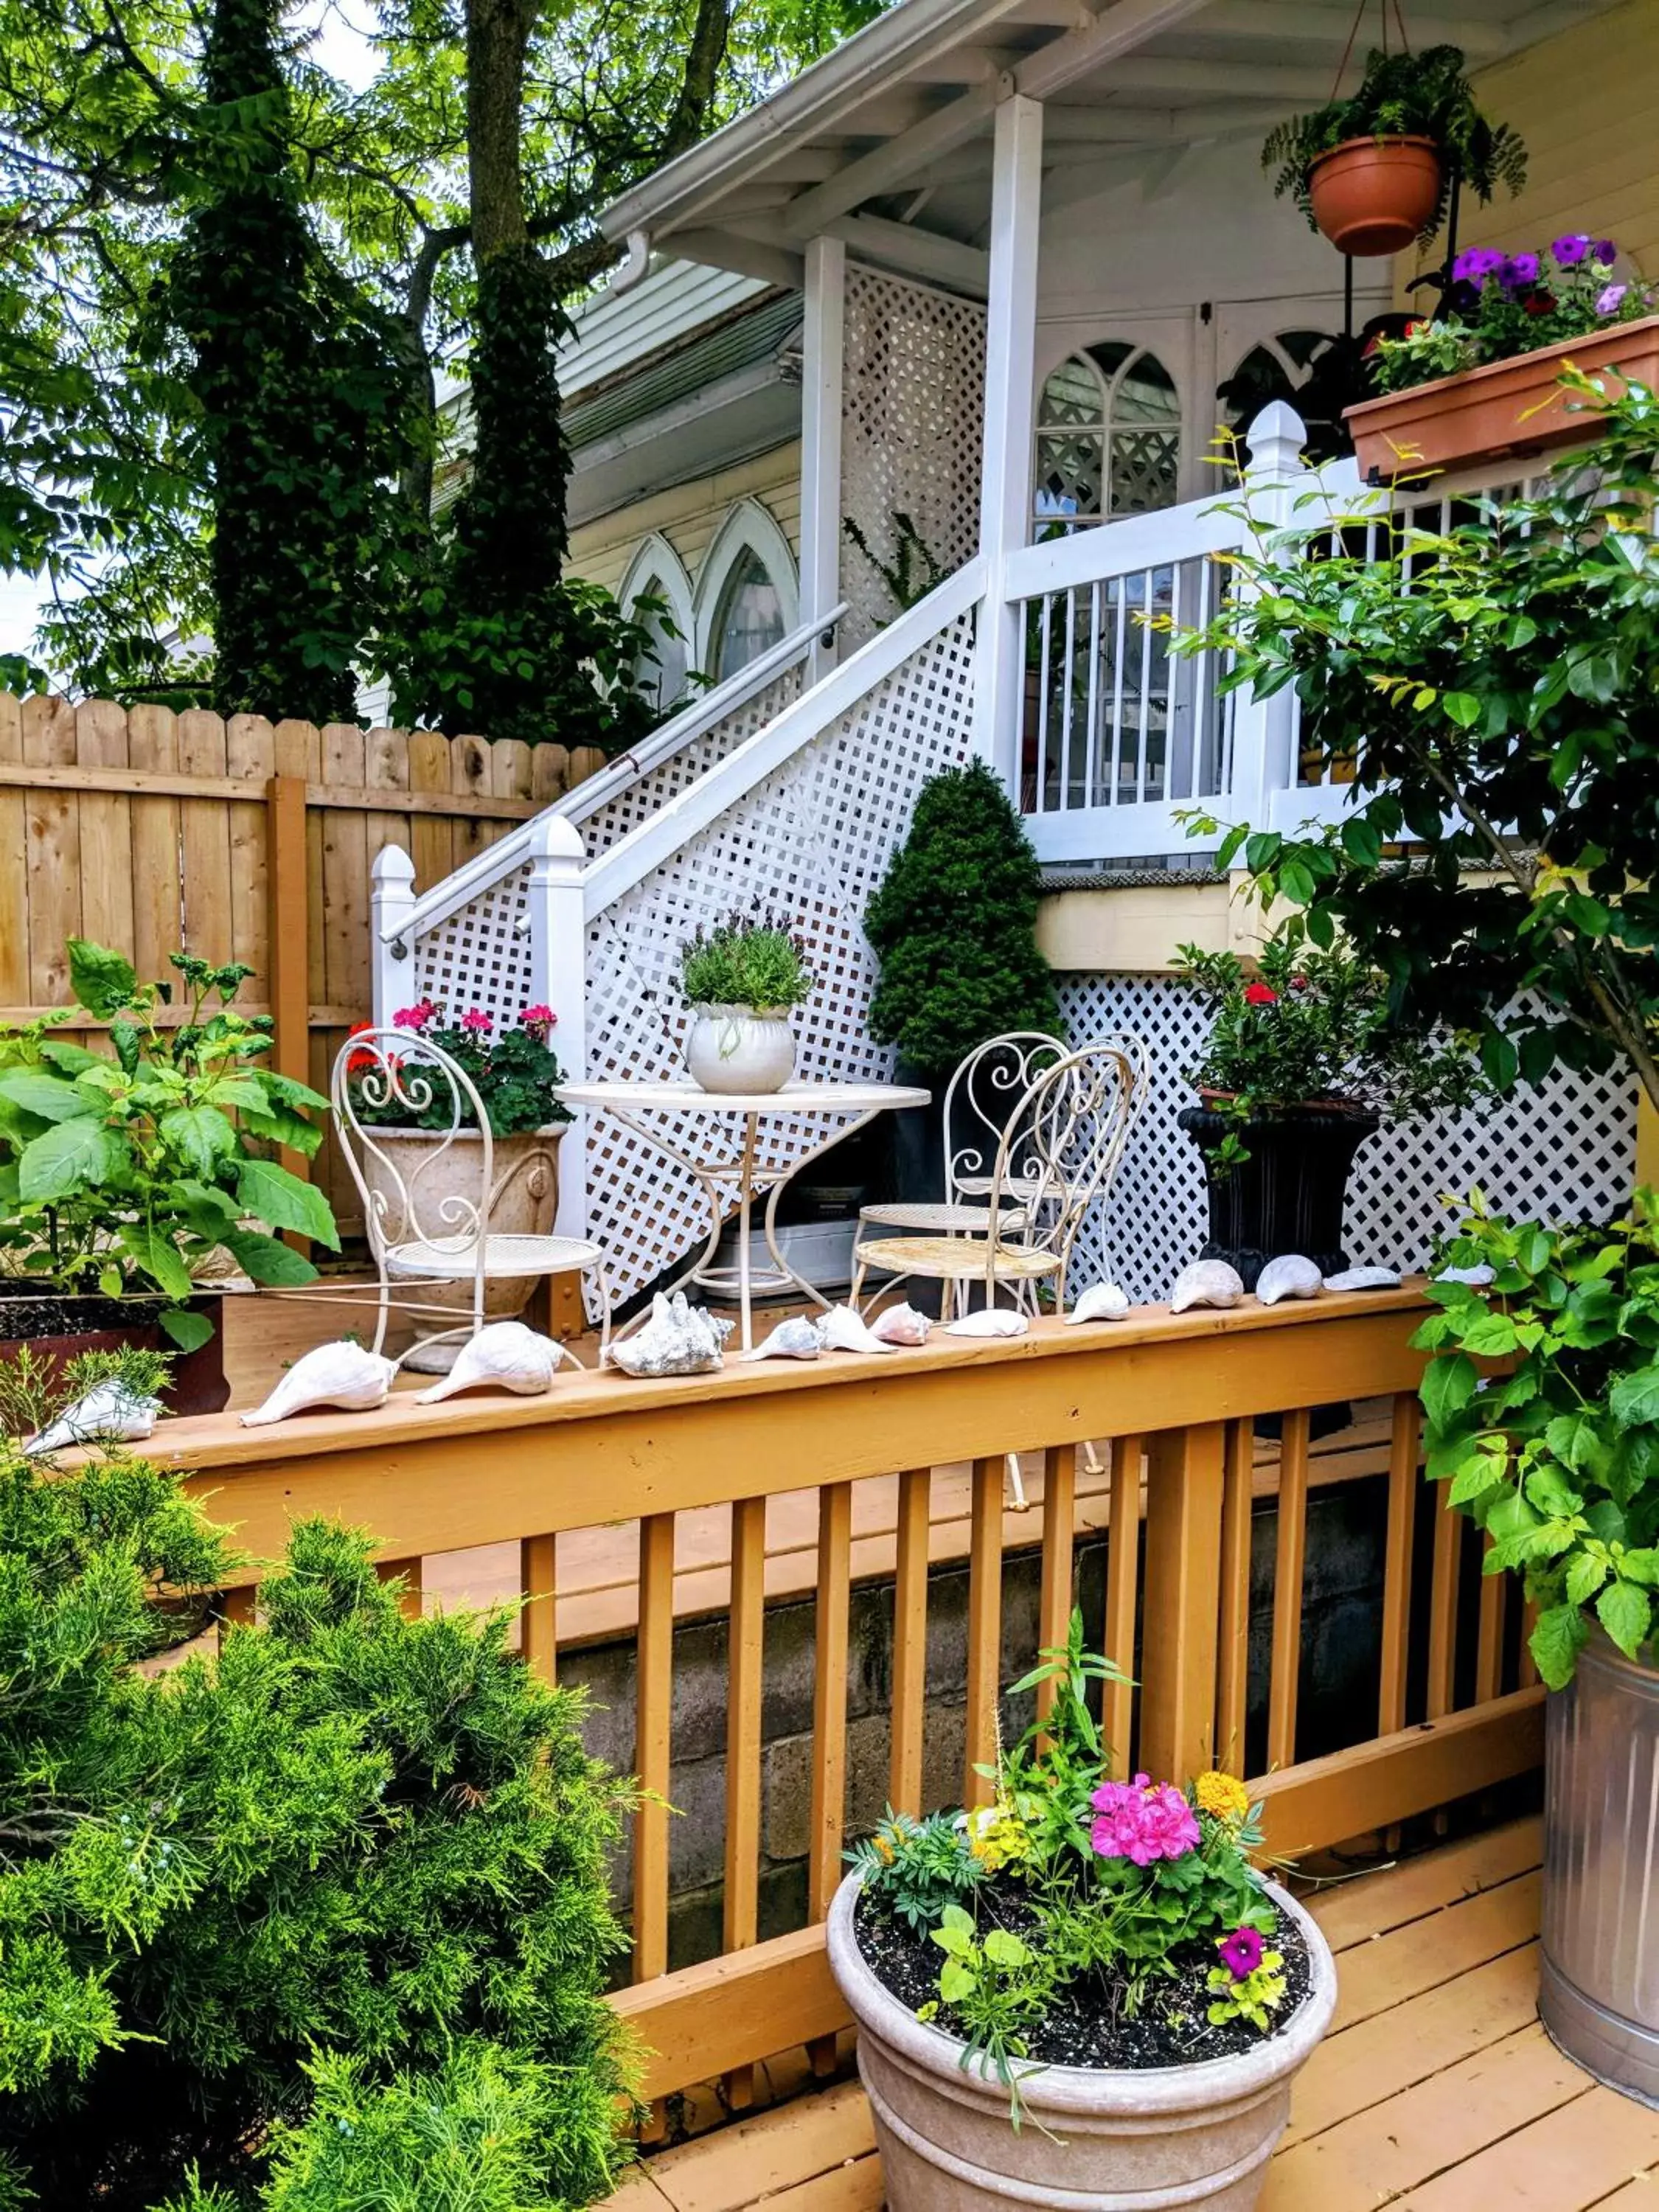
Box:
(1033, 343, 1181, 532)
(712, 548, 785, 681)
(1217, 330, 1349, 462)
(619, 534, 695, 712)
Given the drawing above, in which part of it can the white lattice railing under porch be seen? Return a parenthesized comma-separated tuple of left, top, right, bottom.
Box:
(372, 566, 986, 1311)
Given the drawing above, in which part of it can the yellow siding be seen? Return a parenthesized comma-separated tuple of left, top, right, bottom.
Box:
(1399, 0, 1659, 291)
(568, 441, 803, 596)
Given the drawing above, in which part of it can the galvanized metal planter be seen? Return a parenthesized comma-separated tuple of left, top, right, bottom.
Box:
(1542, 1632, 1659, 2107)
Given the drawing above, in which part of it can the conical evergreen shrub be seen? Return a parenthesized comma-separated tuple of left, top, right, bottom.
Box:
(0, 1413, 634, 2211)
(864, 759, 1062, 1082)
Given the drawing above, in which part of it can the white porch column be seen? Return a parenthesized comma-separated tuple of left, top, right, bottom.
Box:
(1225, 401, 1307, 833)
(973, 92, 1044, 792)
(522, 813, 590, 1241)
(800, 234, 846, 684)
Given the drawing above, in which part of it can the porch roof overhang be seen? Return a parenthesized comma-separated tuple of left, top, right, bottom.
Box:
(598, 0, 1618, 294)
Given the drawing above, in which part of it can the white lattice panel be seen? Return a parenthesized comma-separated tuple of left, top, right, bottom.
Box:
(841, 265, 985, 648)
(408, 868, 535, 1019)
(1055, 974, 1638, 1305)
(577, 669, 804, 860)
(581, 610, 980, 1310)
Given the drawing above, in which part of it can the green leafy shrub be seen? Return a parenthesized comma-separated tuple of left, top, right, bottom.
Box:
(864, 761, 1062, 1083)
(1262, 46, 1526, 243)
(1416, 1192, 1659, 1688)
(679, 909, 815, 1011)
(0, 942, 338, 1348)
(0, 1406, 635, 2210)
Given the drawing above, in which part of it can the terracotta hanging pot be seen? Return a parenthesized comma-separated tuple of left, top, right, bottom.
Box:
(1308, 133, 1442, 256)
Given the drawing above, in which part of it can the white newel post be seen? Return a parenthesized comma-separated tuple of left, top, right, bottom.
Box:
(1225, 401, 1309, 837)
(369, 844, 417, 1027)
(524, 813, 590, 1241)
(801, 233, 846, 685)
(973, 91, 1044, 793)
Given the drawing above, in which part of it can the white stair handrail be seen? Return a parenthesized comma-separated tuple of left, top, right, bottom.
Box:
(582, 556, 987, 922)
(383, 601, 846, 947)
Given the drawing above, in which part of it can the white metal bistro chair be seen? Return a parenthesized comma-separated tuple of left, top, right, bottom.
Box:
(330, 1026, 611, 1365)
(851, 1038, 1147, 1321)
(854, 1030, 1067, 1256)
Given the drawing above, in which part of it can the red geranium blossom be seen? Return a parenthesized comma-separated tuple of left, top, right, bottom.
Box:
(1243, 982, 1278, 1006)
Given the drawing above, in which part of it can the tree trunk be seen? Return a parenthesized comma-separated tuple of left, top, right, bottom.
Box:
(466, 0, 535, 262)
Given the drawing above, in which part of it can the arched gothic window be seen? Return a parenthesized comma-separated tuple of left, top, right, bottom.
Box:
(619, 535, 695, 712)
(1033, 343, 1181, 532)
(692, 500, 799, 682)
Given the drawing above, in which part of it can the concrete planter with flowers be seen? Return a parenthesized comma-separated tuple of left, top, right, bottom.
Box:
(345, 998, 571, 1371)
(827, 1630, 1338, 2211)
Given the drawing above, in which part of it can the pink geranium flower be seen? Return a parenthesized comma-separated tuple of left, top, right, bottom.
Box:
(1088, 1774, 1200, 1865)
(521, 1004, 556, 1028)
(459, 1009, 493, 1034)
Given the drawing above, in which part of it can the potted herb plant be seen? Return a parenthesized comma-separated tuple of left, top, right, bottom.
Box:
(1417, 1193, 1659, 2104)
(678, 909, 815, 1095)
(345, 998, 571, 1368)
(827, 1619, 1336, 2210)
(1262, 45, 1526, 259)
(1348, 236, 1659, 476)
(0, 940, 338, 1413)
(1172, 927, 1481, 1287)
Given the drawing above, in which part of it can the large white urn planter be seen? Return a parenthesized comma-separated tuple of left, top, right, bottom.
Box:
(685, 1004, 796, 1095)
(360, 1125, 562, 1372)
(827, 1874, 1336, 2211)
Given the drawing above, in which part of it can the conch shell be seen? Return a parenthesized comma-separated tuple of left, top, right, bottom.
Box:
(1324, 1265, 1403, 1293)
(24, 1380, 159, 1457)
(944, 1308, 1029, 1339)
(1254, 1254, 1323, 1307)
(815, 1305, 898, 1354)
(1169, 1260, 1245, 1314)
(742, 1316, 822, 1362)
(1065, 1281, 1130, 1324)
(415, 1321, 562, 1403)
(870, 1302, 931, 1346)
(607, 1293, 731, 1377)
(240, 1340, 396, 1426)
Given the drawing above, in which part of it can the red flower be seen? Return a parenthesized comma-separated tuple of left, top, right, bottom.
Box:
(347, 1020, 378, 1075)
(1290, 975, 1310, 992)
(1243, 983, 1278, 1006)
(459, 1009, 493, 1034)
(1523, 291, 1557, 316)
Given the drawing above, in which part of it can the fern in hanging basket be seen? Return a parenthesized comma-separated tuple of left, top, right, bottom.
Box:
(1262, 45, 1526, 244)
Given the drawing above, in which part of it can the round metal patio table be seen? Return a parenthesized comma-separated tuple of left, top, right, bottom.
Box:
(555, 1077, 930, 1352)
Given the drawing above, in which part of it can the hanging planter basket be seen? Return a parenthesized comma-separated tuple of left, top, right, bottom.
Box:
(1307, 133, 1443, 255)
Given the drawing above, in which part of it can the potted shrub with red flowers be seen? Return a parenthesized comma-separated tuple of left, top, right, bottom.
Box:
(827, 1617, 1336, 2210)
(1262, 46, 1524, 260)
(345, 998, 571, 1369)
(1173, 924, 1481, 1287)
(1348, 234, 1659, 477)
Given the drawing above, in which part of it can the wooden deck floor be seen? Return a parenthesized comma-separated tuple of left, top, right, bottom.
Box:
(605, 1819, 1659, 2212)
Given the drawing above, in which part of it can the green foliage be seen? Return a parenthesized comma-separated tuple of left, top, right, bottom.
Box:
(842, 512, 947, 620)
(1414, 1192, 1659, 1688)
(849, 1619, 1283, 2124)
(1206, 1946, 1287, 2031)
(864, 761, 1062, 1084)
(0, 941, 337, 1339)
(1170, 378, 1659, 1120)
(0, 1435, 636, 2209)
(1371, 237, 1657, 397)
(0, 1344, 174, 1439)
(1172, 922, 1483, 1169)
(679, 909, 815, 1011)
(1262, 45, 1526, 242)
(352, 1003, 572, 1138)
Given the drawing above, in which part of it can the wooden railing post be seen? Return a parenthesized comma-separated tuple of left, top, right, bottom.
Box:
(369, 842, 416, 1029)
(1138, 1423, 1225, 1781)
(265, 773, 312, 1246)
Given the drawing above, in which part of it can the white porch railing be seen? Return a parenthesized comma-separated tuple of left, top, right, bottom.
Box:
(1005, 403, 1373, 863)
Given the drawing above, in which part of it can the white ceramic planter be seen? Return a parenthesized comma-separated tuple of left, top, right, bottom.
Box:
(685, 1004, 796, 1095)
(358, 1126, 562, 1372)
(827, 1873, 1336, 2211)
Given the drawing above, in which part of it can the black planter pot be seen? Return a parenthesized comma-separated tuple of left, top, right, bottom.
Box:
(0, 1288, 229, 1416)
(1176, 1106, 1380, 1291)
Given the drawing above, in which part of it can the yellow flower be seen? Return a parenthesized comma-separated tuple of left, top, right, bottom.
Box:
(1194, 1770, 1251, 1823)
(964, 1800, 1031, 1871)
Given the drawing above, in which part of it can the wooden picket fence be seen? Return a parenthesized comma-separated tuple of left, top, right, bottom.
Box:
(0, 694, 607, 1231)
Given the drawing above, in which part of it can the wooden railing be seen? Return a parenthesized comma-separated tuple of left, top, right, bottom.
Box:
(147, 1285, 1543, 2103)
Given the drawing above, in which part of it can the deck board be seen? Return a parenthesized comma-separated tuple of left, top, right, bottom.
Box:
(609, 1818, 1659, 2212)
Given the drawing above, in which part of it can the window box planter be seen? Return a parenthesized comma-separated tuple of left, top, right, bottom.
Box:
(1345, 313, 1659, 480)
(827, 1870, 1337, 2211)
(0, 1287, 229, 1414)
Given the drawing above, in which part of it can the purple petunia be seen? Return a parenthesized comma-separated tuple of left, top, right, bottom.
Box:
(1217, 1927, 1265, 1981)
(1598, 283, 1630, 316)
(1551, 234, 1592, 268)
(1452, 246, 1505, 285)
(1502, 252, 1540, 289)
(1593, 240, 1618, 266)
